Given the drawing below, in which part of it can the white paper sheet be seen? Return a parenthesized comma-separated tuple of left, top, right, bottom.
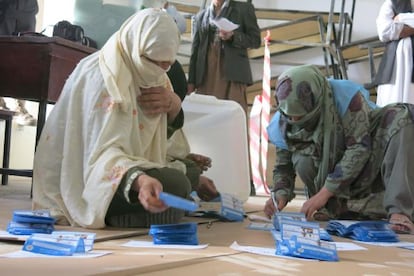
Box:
(247, 214, 272, 223)
(229, 241, 316, 261)
(0, 250, 111, 258)
(211, 18, 239, 32)
(332, 242, 367, 251)
(0, 230, 29, 242)
(122, 240, 209, 249)
(356, 241, 414, 247)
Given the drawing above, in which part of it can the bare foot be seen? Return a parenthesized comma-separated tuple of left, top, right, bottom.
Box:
(389, 213, 414, 234)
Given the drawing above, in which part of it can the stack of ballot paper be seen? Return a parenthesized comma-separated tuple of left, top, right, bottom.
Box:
(272, 212, 307, 231)
(190, 192, 245, 222)
(326, 220, 399, 242)
(7, 210, 56, 235)
(22, 231, 96, 256)
(271, 214, 338, 261)
(274, 212, 333, 241)
(149, 222, 199, 245)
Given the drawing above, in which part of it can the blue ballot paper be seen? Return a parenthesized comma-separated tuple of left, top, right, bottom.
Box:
(149, 222, 198, 245)
(22, 231, 97, 256)
(7, 221, 54, 235)
(189, 192, 245, 221)
(326, 220, 399, 242)
(275, 218, 338, 261)
(23, 233, 84, 256)
(272, 212, 306, 231)
(7, 210, 55, 235)
(12, 210, 56, 224)
(159, 192, 199, 212)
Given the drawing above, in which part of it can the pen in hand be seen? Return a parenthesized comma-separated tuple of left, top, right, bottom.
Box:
(271, 191, 280, 214)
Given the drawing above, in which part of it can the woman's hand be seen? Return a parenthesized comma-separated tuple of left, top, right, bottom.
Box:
(264, 195, 287, 219)
(133, 174, 168, 213)
(138, 86, 172, 115)
(187, 153, 212, 172)
(195, 175, 219, 201)
(138, 86, 181, 122)
(300, 187, 334, 220)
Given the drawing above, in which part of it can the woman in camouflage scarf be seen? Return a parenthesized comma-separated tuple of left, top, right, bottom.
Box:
(265, 64, 414, 234)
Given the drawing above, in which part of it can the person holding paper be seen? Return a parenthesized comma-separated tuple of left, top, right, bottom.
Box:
(32, 9, 217, 229)
(374, 0, 414, 107)
(187, 0, 261, 113)
(264, 65, 414, 234)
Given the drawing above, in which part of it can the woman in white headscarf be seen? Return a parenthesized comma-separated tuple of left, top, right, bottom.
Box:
(32, 9, 213, 229)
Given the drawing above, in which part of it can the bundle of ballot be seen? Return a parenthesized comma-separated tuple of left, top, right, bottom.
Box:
(149, 222, 198, 245)
(271, 212, 333, 242)
(326, 220, 399, 242)
(273, 218, 338, 261)
(22, 231, 96, 256)
(272, 212, 307, 231)
(7, 210, 56, 235)
(190, 192, 245, 222)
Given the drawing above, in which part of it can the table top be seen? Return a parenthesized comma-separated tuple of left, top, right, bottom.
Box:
(0, 35, 96, 54)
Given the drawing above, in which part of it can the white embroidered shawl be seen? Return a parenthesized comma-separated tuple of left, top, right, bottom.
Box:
(32, 9, 189, 228)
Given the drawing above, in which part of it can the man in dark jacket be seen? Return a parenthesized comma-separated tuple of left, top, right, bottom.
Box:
(187, 0, 261, 113)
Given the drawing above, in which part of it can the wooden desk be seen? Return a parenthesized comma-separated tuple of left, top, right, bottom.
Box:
(0, 36, 95, 183)
(0, 35, 96, 143)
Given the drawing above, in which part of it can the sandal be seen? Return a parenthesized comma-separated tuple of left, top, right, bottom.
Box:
(389, 213, 414, 234)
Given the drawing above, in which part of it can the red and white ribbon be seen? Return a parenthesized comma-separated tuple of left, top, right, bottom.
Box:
(249, 30, 271, 195)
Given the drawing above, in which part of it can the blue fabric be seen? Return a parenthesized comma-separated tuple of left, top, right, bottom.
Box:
(328, 79, 378, 117)
(267, 79, 378, 149)
(267, 111, 287, 149)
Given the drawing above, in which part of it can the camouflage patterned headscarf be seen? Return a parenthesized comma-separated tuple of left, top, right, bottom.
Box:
(275, 65, 342, 191)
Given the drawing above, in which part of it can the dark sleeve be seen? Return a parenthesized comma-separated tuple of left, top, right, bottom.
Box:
(188, 10, 204, 85)
(167, 60, 187, 101)
(273, 147, 296, 201)
(231, 2, 261, 49)
(115, 166, 145, 204)
(166, 60, 186, 138)
(167, 109, 184, 139)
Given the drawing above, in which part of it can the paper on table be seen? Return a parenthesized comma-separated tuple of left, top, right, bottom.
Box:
(0, 250, 111, 258)
(229, 241, 316, 261)
(247, 214, 272, 223)
(211, 18, 239, 32)
(356, 241, 414, 247)
(0, 230, 29, 242)
(332, 242, 367, 251)
(122, 240, 209, 250)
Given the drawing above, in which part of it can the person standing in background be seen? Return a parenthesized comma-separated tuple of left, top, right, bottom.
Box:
(375, 0, 414, 106)
(0, 0, 38, 126)
(187, 0, 261, 114)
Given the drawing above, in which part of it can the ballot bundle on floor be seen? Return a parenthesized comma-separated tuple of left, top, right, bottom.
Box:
(22, 231, 96, 256)
(326, 220, 399, 242)
(7, 210, 56, 235)
(190, 192, 245, 222)
(271, 212, 338, 261)
(149, 222, 199, 245)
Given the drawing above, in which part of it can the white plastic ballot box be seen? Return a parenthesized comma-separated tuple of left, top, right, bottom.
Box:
(181, 94, 251, 202)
